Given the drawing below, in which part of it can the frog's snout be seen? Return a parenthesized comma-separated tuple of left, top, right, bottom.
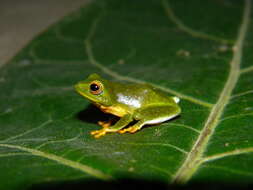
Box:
(74, 83, 81, 92)
(75, 82, 89, 97)
(74, 83, 85, 93)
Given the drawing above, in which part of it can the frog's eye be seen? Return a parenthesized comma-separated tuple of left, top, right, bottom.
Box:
(89, 81, 103, 95)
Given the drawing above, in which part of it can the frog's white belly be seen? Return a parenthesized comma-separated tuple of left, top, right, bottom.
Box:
(145, 113, 179, 125)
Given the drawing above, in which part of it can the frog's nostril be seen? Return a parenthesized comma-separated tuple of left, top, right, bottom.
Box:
(75, 83, 81, 91)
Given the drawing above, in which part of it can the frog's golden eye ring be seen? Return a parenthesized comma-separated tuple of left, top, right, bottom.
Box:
(89, 81, 103, 95)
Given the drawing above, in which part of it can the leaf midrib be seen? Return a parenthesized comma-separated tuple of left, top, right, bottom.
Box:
(172, 0, 251, 183)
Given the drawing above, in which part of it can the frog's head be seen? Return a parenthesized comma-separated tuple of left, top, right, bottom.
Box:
(75, 73, 113, 106)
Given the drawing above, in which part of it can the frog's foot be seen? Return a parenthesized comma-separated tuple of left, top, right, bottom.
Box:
(118, 125, 141, 134)
(118, 119, 146, 134)
(90, 128, 117, 138)
(91, 114, 133, 138)
(98, 120, 112, 128)
(91, 128, 108, 138)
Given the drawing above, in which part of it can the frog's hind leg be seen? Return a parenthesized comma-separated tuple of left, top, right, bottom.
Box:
(118, 120, 146, 134)
(91, 114, 133, 138)
(119, 105, 180, 134)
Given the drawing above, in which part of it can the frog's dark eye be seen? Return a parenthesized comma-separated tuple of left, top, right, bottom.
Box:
(90, 81, 103, 95)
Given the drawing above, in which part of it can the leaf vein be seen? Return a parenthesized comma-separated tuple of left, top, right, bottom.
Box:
(161, 0, 234, 45)
(231, 90, 253, 99)
(166, 123, 200, 134)
(113, 142, 188, 155)
(240, 65, 253, 74)
(220, 113, 253, 122)
(0, 152, 31, 158)
(150, 164, 172, 177)
(172, 0, 251, 183)
(36, 132, 82, 150)
(0, 143, 112, 180)
(201, 147, 253, 163)
(1, 118, 52, 143)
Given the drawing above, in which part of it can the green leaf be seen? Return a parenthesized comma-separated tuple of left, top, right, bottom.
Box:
(0, 0, 253, 189)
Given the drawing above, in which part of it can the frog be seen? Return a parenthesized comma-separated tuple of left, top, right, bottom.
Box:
(75, 73, 181, 138)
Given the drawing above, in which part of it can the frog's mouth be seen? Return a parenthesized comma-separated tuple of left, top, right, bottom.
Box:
(75, 84, 98, 103)
(74, 84, 83, 95)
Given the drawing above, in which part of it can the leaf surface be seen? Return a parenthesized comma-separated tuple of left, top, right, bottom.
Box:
(0, 0, 253, 189)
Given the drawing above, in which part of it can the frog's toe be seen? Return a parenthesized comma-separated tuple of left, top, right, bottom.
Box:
(91, 128, 119, 138)
(91, 129, 107, 138)
(119, 126, 140, 134)
(118, 129, 127, 134)
(98, 121, 109, 128)
(98, 121, 105, 126)
(128, 126, 140, 133)
(98, 120, 113, 128)
(90, 129, 101, 135)
(94, 132, 106, 138)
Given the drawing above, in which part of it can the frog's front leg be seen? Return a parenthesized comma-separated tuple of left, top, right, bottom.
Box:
(119, 105, 180, 134)
(91, 114, 133, 138)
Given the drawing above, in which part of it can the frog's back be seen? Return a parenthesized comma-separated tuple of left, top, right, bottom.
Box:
(139, 84, 178, 105)
(111, 82, 177, 108)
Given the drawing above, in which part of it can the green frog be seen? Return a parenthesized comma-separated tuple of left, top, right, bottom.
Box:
(75, 73, 181, 138)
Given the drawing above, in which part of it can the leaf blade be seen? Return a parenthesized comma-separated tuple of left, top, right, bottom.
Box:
(0, 0, 252, 189)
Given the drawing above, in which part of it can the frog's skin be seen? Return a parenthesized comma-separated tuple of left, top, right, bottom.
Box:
(75, 73, 181, 138)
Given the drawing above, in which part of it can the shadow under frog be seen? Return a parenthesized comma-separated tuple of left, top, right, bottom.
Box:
(76, 104, 118, 126)
(76, 104, 180, 133)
